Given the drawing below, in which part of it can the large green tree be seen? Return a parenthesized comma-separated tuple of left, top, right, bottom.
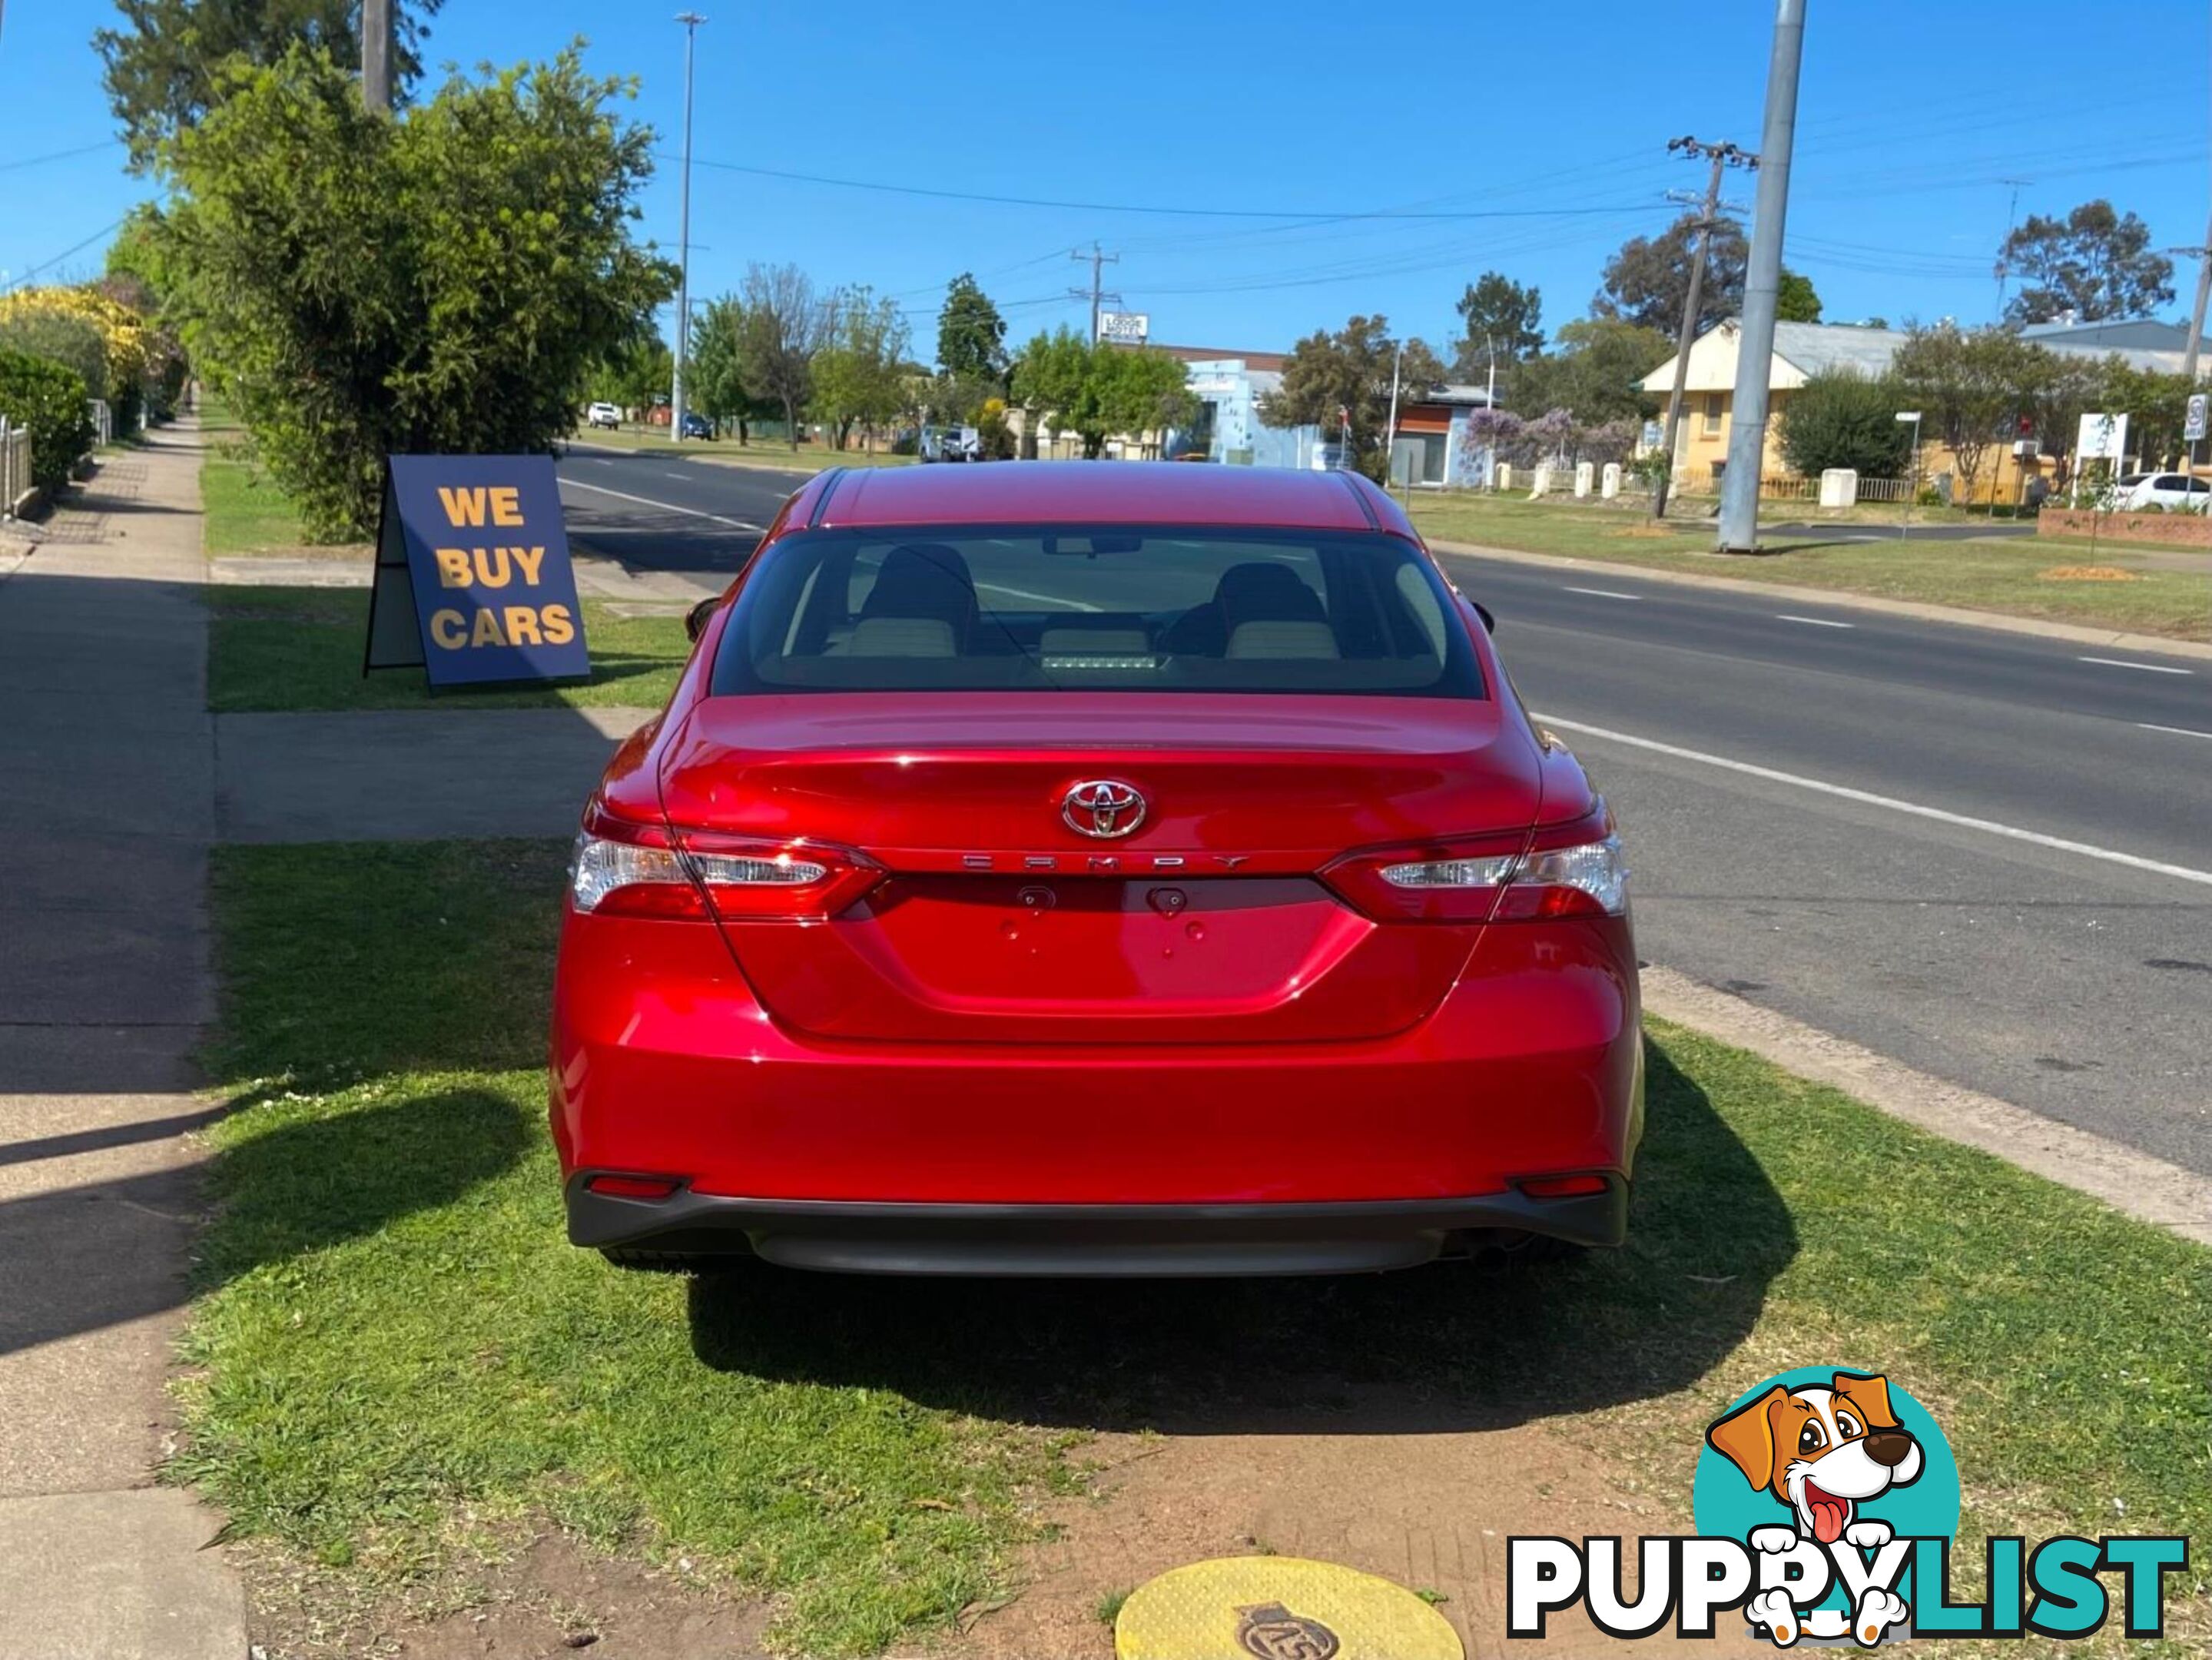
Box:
(1451, 271, 1542, 378)
(164, 45, 672, 536)
(97, 0, 443, 172)
(1594, 214, 1748, 334)
(1505, 317, 1671, 427)
(1999, 200, 2174, 325)
(1259, 315, 1444, 483)
(1892, 325, 2044, 500)
(1010, 330, 1193, 460)
(685, 297, 778, 440)
(811, 286, 911, 451)
(1776, 269, 1822, 323)
(936, 273, 1007, 386)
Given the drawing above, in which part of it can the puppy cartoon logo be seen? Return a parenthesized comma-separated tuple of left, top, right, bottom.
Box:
(1704, 1372, 1931, 1646)
(1508, 1366, 2188, 1648)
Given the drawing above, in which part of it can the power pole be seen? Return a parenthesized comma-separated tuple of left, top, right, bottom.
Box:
(1070, 242, 1121, 343)
(2165, 218, 2212, 383)
(669, 12, 705, 440)
(361, 0, 393, 112)
(1716, 0, 1807, 555)
(1992, 176, 2031, 320)
(1651, 135, 1756, 519)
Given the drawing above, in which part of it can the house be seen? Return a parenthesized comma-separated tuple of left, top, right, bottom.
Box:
(1638, 316, 2208, 503)
(1390, 383, 1497, 485)
(1637, 320, 1909, 490)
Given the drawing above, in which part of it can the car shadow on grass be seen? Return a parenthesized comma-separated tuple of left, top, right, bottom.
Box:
(684, 1041, 1794, 1435)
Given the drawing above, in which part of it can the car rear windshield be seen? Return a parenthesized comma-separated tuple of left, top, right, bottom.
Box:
(707, 525, 1484, 698)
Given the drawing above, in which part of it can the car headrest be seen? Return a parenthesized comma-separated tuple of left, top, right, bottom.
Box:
(1215, 560, 1326, 628)
(862, 545, 978, 642)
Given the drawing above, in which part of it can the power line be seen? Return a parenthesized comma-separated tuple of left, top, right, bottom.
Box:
(665, 151, 1665, 222)
(1, 217, 127, 293)
(0, 139, 120, 174)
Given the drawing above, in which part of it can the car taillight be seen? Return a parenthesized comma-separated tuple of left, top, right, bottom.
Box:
(1322, 804, 1627, 924)
(569, 805, 882, 922)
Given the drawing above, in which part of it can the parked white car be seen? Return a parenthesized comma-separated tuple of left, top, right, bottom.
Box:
(2112, 471, 2210, 511)
(585, 401, 622, 430)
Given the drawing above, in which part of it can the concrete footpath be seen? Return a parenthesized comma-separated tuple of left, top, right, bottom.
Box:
(0, 424, 247, 1655)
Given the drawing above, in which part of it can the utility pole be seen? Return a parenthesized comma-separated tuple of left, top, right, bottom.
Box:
(1992, 177, 2031, 320)
(1652, 135, 1756, 519)
(1384, 339, 1405, 486)
(2165, 218, 2212, 384)
(1715, 0, 1806, 555)
(361, 0, 393, 112)
(1070, 242, 1121, 343)
(669, 13, 705, 440)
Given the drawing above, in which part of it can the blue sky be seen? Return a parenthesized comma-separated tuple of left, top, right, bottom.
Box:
(3, 1, 2207, 366)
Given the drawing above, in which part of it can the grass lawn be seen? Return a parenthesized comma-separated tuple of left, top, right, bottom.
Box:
(180, 842, 2210, 1655)
(201, 440, 316, 558)
(207, 585, 691, 712)
(1409, 493, 2212, 641)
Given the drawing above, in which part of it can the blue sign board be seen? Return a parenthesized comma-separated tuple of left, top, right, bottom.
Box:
(364, 454, 590, 688)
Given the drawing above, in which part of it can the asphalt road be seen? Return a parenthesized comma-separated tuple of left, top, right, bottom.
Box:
(556, 450, 2212, 1177)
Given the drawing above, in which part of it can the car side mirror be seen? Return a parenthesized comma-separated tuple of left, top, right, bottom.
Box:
(685, 597, 718, 642)
(1464, 599, 1494, 634)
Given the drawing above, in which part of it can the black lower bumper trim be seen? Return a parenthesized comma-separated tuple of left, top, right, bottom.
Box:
(565, 1177, 1627, 1276)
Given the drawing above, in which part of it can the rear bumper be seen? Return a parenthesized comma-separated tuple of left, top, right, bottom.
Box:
(550, 908, 1644, 1252)
(566, 1176, 1630, 1274)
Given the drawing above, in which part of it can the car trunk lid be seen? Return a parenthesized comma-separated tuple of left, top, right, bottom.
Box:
(659, 692, 1542, 1043)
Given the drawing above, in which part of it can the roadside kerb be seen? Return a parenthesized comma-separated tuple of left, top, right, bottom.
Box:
(1643, 965, 2212, 1247)
(1429, 536, 2212, 662)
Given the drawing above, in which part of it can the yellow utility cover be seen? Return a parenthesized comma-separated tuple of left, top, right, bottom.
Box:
(1116, 1555, 1462, 1660)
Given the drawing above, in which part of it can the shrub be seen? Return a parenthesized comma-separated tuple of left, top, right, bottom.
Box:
(0, 347, 96, 493)
(1776, 369, 1913, 479)
(0, 286, 168, 433)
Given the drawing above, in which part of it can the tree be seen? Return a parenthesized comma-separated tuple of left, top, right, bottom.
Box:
(1504, 317, 1671, 427)
(97, 0, 444, 173)
(1259, 316, 1444, 482)
(585, 333, 672, 415)
(1594, 214, 1747, 334)
(1775, 370, 1913, 479)
(1451, 271, 1542, 378)
(1892, 325, 2043, 501)
(1776, 268, 1822, 324)
(104, 204, 181, 307)
(685, 298, 776, 440)
(733, 264, 834, 448)
(936, 272, 1008, 386)
(811, 286, 910, 451)
(1999, 200, 2175, 325)
(1010, 329, 1193, 459)
(164, 45, 672, 536)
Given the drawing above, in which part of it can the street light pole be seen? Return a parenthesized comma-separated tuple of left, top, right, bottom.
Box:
(1384, 339, 1404, 487)
(670, 12, 705, 441)
(1714, 0, 1806, 553)
(1895, 409, 1922, 540)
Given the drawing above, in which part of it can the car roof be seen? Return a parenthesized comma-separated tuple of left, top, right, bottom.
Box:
(807, 460, 1404, 535)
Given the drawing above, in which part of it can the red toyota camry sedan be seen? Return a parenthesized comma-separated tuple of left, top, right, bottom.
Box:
(550, 461, 1640, 1275)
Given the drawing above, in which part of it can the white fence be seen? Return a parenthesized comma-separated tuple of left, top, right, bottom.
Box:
(0, 417, 30, 517)
(88, 399, 112, 448)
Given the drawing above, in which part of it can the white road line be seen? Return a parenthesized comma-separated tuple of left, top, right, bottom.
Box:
(2079, 655, 2194, 676)
(1534, 713, 2212, 890)
(558, 477, 760, 530)
(1776, 613, 1854, 629)
(2140, 722, 2212, 740)
(978, 583, 1103, 613)
(662, 470, 691, 480)
(1564, 586, 1642, 600)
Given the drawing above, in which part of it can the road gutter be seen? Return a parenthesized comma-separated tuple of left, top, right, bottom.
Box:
(1431, 538, 2212, 662)
(1642, 965, 2212, 1247)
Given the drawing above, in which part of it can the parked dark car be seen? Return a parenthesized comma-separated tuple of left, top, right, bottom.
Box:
(678, 412, 715, 440)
